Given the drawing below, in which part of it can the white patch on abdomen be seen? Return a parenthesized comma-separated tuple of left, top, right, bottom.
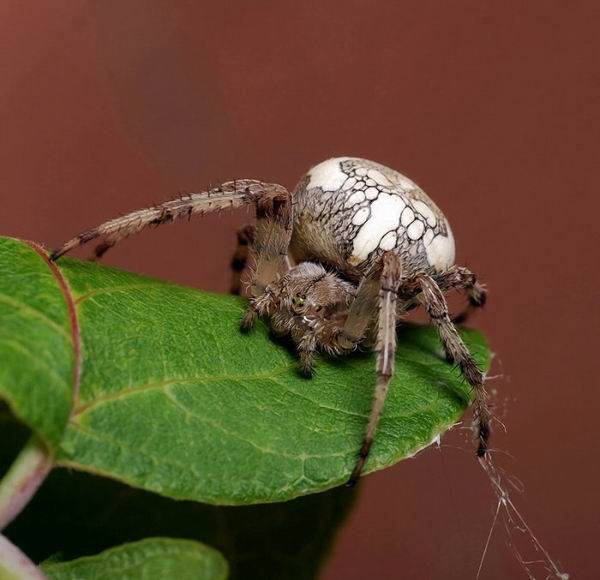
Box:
(379, 231, 397, 250)
(350, 193, 404, 265)
(407, 219, 425, 240)
(395, 174, 419, 192)
(413, 200, 437, 227)
(307, 157, 352, 192)
(366, 168, 392, 186)
(352, 207, 370, 226)
(401, 206, 415, 226)
(425, 221, 456, 271)
(345, 191, 365, 207)
(365, 187, 379, 200)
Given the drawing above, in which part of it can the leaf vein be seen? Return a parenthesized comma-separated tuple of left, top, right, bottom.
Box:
(71, 367, 296, 415)
(164, 386, 345, 461)
(0, 337, 70, 391)
(0, 292, 70, 339)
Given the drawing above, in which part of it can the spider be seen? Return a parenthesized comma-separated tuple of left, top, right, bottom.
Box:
(51, 157, 489, 485)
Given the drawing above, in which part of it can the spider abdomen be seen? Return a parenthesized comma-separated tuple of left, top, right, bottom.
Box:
(292, 157, 455, 277)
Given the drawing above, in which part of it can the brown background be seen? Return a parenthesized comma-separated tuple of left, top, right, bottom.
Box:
(1, 1, 598, 578)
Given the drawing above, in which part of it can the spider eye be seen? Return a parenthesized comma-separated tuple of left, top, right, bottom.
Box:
(292, 295, 305, 307)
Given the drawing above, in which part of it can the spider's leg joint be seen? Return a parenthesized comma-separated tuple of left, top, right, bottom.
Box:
(470, 286, 488, 308)
(336, 330, 360, 351)
(347, 442, 371, 487)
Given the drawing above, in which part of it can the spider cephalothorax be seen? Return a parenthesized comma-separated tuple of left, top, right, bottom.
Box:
(52, 157, 489, 485)
(244, 261, 357, 376)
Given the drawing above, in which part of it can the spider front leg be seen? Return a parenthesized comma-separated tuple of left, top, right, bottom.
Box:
(50, 177, 294, 332)
(412, 273, 491, 457)
(434, 266, 487, 324)
(297, 333, 318, 377)
(348, 251, 403, 486)
(240, 190, 293, 331)
(50, 179, 289, 261)
(334, 270, 380, 351)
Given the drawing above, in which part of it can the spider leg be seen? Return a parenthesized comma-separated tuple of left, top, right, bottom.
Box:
(334, 269, 380, 350)
(230, 224, 255, 295)
(451, 281, 486, 324)
(50, 180, 288, 261)
(237, 189, 293, 330)
(249, 190, 293, 296)
(348, 251, 403, 486)
(433, 266, 487, 324)
(412, 273, 491, 457)
(297, 332, 318, 377)
(240, 288, 276, 331)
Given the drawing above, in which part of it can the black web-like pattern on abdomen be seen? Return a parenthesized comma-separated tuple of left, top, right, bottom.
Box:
(310, 159, 449, 268)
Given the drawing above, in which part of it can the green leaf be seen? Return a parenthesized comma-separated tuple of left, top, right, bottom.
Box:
(0, 239, 74, 447)
(0, 236, 490, 504)
(41, 537, 228, 580)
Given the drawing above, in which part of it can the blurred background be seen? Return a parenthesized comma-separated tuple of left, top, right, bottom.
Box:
(0, 1, 598, 578)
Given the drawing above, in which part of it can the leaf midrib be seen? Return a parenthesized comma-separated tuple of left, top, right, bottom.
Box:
(24, 240, 82, 422)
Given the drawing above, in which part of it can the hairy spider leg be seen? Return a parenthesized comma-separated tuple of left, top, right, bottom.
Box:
(413, 273, 490, 457)
(50, 180, 288, 261)
(429, 266, 488, 324)
(50, 180, 295, 322)
(297, 332, 318, 377)
(249, 189, 293, 296)
(239, 189, 293, 330)
(348, 251, 403, 486)
(335, 272, 380, 351)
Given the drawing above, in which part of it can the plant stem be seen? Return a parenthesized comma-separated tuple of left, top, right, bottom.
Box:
(0, 534, 47, 579)
(0, 436, 53, 530)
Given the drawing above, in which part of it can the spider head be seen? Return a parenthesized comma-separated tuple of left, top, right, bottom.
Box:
(280, 262, 355, 322)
